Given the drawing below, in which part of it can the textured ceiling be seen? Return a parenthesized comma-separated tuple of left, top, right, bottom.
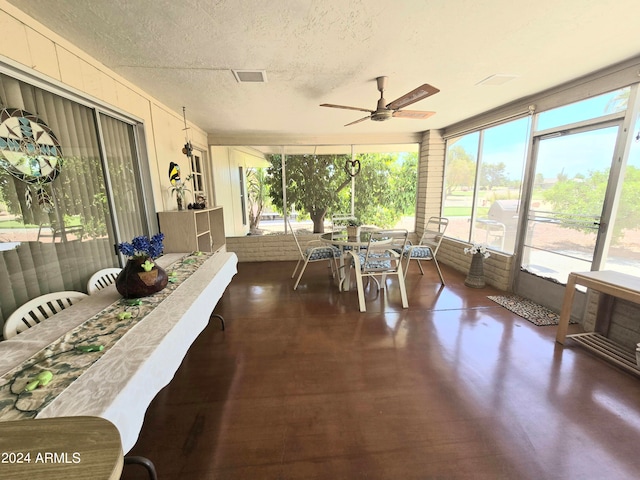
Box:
(7, 0, 640, 143)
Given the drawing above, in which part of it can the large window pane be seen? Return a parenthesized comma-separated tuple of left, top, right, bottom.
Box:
(521, 126, 618, 283)
(100, 114, 146, 243)
(249, 144, 418, 236)
(443, 132, 479, 242)
(354, 146, 418, 230)
(472, 118, 529, 253)
(537, 87, 629, 131)
(605, 112, 640, 275)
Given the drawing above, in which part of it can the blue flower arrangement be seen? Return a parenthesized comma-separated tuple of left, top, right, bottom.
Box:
(117, 233, 165, 260)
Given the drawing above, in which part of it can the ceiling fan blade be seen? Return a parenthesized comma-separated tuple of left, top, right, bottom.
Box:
(344, 116, 370, 126)
(320, 103, 374, 113)
(386, 84, 440, 110)
(392, 110, 436, 120)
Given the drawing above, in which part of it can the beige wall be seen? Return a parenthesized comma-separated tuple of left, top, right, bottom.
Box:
(210, 146, 269, 237)
(0, 1, 208, 214)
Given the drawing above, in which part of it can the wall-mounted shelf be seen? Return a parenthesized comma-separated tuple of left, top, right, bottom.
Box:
(158, 207, 225, 253)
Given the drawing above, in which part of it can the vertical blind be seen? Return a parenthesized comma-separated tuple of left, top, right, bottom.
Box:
(0, 72, 147, 334)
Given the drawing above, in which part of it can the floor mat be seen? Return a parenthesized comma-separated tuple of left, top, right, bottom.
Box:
(487, 294, 576, 327)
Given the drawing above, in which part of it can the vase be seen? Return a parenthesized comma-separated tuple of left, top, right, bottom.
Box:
(464, 252, 486, 288)
(115, 257, 168, 298)
(176, 195, 184, 211)
(346, 225, 361, 239)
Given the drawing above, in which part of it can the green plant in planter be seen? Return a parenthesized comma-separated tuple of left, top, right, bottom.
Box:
(169, 173, 193, 210)
(346, 218, 362, 227)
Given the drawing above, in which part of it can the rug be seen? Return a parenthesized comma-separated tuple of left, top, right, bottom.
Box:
(487, 294, 576, 327)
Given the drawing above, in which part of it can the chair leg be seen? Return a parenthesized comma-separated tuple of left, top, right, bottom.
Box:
(123, 455, 157, 480)
(417, 259, 425, 275)
(348, 253, 366, 312)
(403, 255, 411, 279)
(291, 259, 302, 279)
(355, 271, 367, 312)
(432, 256, 446, 286)
(210, 313, 225, 331)
(293, 258, 311, 290)
(397, 264, 409, 309)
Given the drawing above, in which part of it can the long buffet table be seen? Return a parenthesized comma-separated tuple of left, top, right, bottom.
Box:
(0, 251, 238, 453)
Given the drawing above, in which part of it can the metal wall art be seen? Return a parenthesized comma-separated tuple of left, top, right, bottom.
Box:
(0, 108, 63, 212)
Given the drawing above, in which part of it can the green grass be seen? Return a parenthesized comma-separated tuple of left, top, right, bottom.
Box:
(442, 206, 489, 217)
(0, 219, 38, 228)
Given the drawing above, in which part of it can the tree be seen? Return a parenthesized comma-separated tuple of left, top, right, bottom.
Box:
(266, 153, 351, 233)
(353, 152, 417, 227)
(479, 162, 507, 190)
(265, 151, 418, 233)
(445, 145, 475, 195)
(246, 167, 267, 234)
(542, 166, 640, 239)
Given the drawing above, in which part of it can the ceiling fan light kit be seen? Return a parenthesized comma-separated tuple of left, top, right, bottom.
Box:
(320, 76, 439, 126)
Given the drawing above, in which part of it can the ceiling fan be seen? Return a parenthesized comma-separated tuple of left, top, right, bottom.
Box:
(320, 76, 439, 126)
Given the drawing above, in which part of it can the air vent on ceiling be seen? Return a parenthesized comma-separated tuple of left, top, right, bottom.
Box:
(232, 69, 268, 83)
(476, 74, 518, 86)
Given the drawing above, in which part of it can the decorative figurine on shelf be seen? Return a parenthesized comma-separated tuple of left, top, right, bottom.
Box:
(168, 162, 192, 211)
(188, 194, 206, 210)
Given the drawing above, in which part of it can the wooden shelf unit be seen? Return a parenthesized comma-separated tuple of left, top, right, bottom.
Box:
(158, 207, 225, 253)
(556, 270, 640, 375)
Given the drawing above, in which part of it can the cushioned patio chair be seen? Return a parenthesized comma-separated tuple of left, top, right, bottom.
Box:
(401, 216, 449, 285)
(287, 218, 341, 290)
(349, 229, 409, 312)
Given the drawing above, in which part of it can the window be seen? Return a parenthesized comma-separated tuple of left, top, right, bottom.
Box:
(443, 118, 530, 253)
(604, 112, 640, 276)
(189, 151, 205, 203)
(0, 71, 149, 330)
(246, 144, 418, 235)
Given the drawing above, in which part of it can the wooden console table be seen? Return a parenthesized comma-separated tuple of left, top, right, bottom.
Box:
(0, 416, 123, 479)
(556, 270, 640, 375)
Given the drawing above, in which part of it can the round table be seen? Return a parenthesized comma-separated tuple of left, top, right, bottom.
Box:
(320, 228, 391, 290)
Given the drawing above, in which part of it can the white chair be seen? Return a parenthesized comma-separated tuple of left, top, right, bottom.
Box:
(287, 218, 341, 290)
(87, 267, 122, 294)
(3, 291, 88, 339)
(401, 217, 449, 285)
(331, 213, 357, 231)
(348, 229, 409, 312)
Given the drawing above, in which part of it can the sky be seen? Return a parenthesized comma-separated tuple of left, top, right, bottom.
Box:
(452, 87, 640, 180)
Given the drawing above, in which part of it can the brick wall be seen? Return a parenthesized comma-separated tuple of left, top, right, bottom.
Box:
(226, 234, 303, 262)
(437, 237, 513, 292)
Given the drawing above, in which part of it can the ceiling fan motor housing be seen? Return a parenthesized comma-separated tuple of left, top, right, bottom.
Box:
(371, 110, 393, 121)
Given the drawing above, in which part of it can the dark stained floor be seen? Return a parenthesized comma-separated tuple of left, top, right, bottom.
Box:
(121, 260, 640, 479)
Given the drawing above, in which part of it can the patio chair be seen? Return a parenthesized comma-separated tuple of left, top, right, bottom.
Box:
(348, 229, 409, 312)
(87, 267, 122, 294)
(287, 218, 341, 290)
(3, 291, 88, 339)
(401, 216, 449, 285)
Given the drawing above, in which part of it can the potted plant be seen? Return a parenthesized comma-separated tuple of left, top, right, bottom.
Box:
(115, 233, 168, 298)
(169, 174, 193, 211)
(346, 218, 362, 238)
(463, 243, 491, 288)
